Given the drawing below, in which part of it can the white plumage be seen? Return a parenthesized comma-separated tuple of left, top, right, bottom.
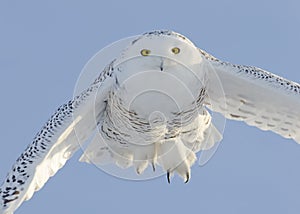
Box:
(1, 30, 299, 214)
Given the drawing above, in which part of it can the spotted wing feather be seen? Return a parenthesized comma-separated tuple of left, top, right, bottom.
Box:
(0, 63, 114, 214)
(200, 49, 300, 143)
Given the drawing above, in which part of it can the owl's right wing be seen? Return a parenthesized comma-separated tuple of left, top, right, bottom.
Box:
(0, 62, 115, 214)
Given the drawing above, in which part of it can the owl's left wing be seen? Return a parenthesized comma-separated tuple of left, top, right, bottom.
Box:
(199, 48, 300, 144)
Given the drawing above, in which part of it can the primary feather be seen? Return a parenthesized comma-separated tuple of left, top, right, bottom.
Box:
(199, 48, 300, 143)
(0, 63, 114, 214)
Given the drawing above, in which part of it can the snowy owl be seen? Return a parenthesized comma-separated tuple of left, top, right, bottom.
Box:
(1, 30, 299, 213)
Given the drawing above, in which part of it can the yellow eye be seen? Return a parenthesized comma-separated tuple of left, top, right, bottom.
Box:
(141, 49, 151, 56)
(171, 47, 180, 54)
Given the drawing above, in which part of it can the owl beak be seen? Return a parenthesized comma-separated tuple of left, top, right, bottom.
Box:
(159, 58, 164, 71)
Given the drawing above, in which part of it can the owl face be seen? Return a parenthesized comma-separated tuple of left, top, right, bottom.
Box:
(118, 30, 202, 71)
(113, 31, 206, 112)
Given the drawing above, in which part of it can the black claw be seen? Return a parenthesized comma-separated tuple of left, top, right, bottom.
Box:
(167, 171, 171, 184)
(185, 173, 190, 183)
(152, 163, 156, 172)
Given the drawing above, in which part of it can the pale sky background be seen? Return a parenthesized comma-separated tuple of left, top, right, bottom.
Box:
(0, 0, 300, 213)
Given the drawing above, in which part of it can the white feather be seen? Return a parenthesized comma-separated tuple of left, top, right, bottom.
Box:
(200, 48, 300, 143)
(0, 66, 114, 214)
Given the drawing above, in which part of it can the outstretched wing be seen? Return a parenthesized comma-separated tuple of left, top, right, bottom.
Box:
(0, 63, 115, 214)
(199, 48, 300, 144)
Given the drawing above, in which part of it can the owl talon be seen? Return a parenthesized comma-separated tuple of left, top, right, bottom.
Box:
(152, 162, 156, 172)
(185, 172, 190, 183)
(167, 171, 171, 184)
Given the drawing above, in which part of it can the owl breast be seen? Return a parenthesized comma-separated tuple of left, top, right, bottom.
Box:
(100, 81, 209, 147)
(91, 84, 217, 179)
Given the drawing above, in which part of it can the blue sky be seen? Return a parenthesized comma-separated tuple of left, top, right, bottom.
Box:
(0, 0, 300, 213)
